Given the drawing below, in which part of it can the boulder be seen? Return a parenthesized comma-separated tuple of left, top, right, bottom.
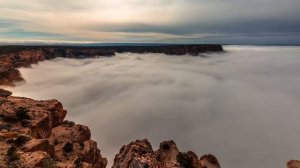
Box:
(200, 154, 221, 168)
(288, 160, 300, 168)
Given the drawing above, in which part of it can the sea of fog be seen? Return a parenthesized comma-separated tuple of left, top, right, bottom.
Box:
(5, 46, 300, 168)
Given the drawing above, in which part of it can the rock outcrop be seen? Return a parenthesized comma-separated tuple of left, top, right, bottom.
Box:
(288, 160, 300, 168)
(0, 45, 223, 86)
(112, 139, 221, 168)
(0, 89, 107, 168)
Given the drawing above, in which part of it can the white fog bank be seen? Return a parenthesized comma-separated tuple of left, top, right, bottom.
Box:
(5, 46, 300, 168)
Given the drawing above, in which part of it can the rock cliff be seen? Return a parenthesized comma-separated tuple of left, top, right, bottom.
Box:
(0, 89, 107, 168)
(288, 160, 300, 168)
(112, 139, 221, 168)
(0, 45, 223, 86)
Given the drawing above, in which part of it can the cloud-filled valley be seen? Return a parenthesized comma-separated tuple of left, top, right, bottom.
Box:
(5, 46, 300, 167)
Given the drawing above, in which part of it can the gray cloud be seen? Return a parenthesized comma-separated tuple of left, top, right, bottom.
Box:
(0, 0, 300, 43)
(5, 46, 300, 167)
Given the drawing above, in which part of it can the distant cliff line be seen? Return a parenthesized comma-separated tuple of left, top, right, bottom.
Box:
(0, 44, 223, 57)
(0, 44, 223, 86)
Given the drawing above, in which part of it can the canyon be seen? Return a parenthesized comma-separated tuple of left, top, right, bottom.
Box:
(0, 45, 222, 86)
(0, 45, 223, 168)
(0, 45, 299, 168)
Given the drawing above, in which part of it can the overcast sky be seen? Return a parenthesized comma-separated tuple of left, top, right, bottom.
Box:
(0, 0, 300, 44)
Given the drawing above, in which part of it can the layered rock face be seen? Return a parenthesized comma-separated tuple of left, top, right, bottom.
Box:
(0, 89, 107, 168)
(0, 49, 46, 86)
(0, 45, 223, 86)
(112, 139, 221, 168)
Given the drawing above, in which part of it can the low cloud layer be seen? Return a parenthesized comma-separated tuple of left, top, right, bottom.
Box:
(6, 46, 300, 167)
(0, 0, 300, 44)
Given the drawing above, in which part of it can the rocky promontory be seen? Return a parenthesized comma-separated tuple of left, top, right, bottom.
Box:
(113, 139, 221, 168)
(0, 45, 223, 86)
(0, 89, 107, 168)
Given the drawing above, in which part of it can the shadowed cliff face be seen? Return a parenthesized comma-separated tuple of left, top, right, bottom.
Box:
(4, 46, 300, 167)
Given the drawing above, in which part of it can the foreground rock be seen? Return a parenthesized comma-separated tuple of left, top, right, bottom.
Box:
(0, 90, 107, 168)
(0, 45, 223, 86)
(288, 160, 300, 168)
(112, 139, 221, 168)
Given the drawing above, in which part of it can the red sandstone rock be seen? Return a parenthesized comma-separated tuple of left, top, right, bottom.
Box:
(22, 139, 55, 157)
(288, 160, 300, 168)
(0, 89, 107, 168)
(199, 154, 221, 168)
(112, 139, 220, 168)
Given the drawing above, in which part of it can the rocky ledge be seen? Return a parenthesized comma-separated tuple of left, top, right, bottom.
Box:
(0, 88, 107, 168)
(113, 139, 221, 168)
(0, 45, 223, 86)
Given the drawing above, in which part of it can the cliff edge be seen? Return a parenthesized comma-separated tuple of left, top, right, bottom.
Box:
(0, 88, 107, 168)
(0, 45, 223, 86)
